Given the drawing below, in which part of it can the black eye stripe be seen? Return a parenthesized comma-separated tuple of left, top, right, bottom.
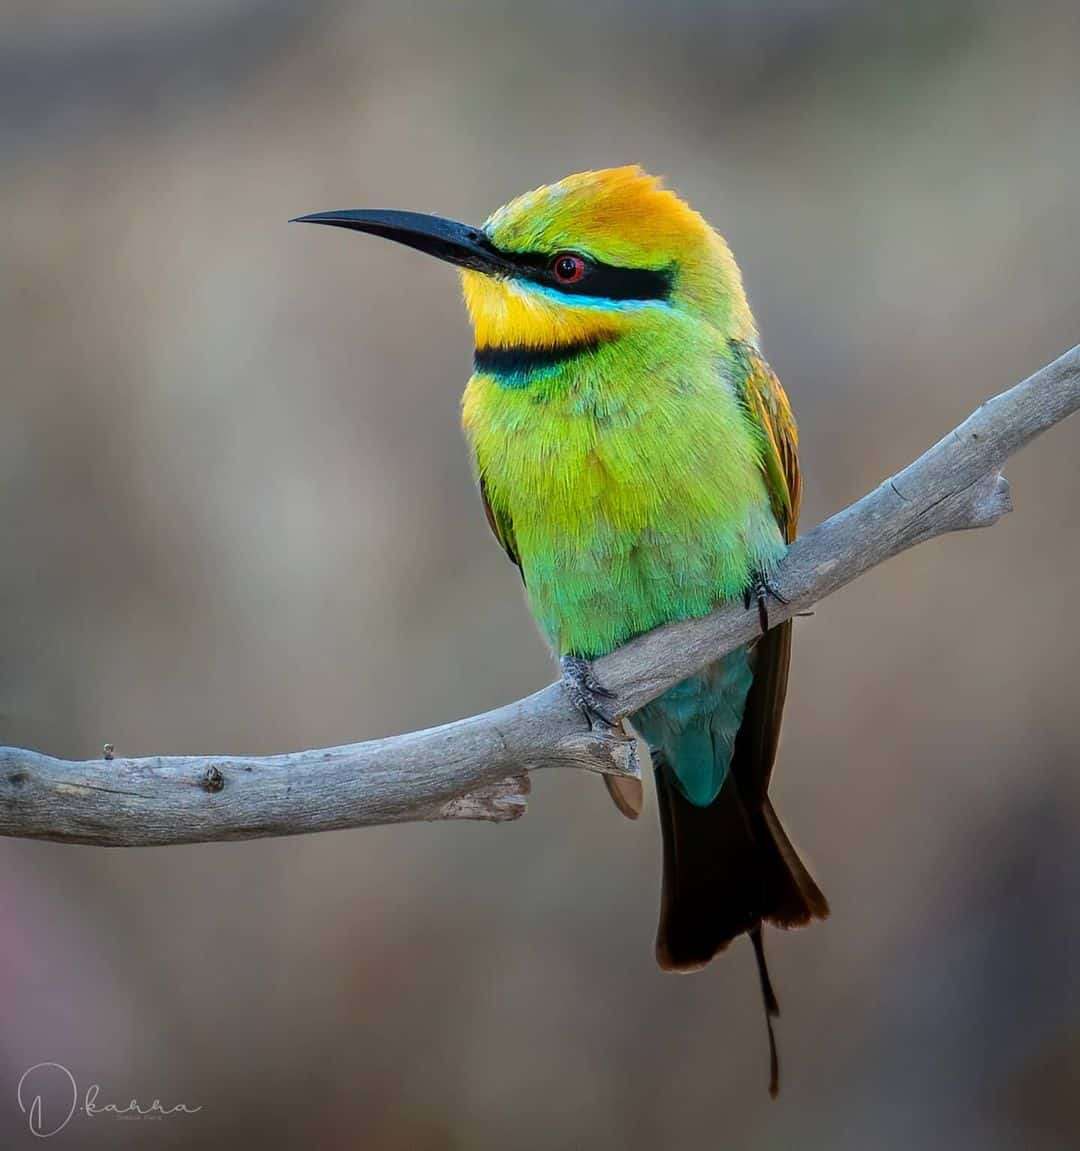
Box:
(487, 245, 674, 302)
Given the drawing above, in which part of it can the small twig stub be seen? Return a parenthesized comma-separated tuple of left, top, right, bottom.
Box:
(202, 766, 225, 794)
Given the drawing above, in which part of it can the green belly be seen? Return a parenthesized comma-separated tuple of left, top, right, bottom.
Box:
(521, 507, 784, 659)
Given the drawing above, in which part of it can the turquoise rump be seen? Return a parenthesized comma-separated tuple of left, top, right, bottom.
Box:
(633, 652, 755, 808)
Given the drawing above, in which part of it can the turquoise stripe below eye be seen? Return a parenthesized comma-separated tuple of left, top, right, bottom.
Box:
(522, 281, 677, 313)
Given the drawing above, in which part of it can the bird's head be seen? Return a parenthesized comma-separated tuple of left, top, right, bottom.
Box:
(295, 166, 755, 370)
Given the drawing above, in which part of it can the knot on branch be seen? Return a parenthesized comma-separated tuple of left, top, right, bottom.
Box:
(437, 774, 530, 822)
(202, 766, 225, 793)
(967, 472, 1013, 527)
(553, 729, 641, 780)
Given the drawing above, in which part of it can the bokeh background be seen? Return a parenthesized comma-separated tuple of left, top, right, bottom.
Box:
(2, 1, 1079, 1147)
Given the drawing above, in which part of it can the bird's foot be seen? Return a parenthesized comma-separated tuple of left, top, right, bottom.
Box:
(743, 570, 789, 634)
(560, 654, 620, 731)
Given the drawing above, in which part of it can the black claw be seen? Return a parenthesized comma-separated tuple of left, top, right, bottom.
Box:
(561, 655, 620, 728)
(746, 571, 788, 635)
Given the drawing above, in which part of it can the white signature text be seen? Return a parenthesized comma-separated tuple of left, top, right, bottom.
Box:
(17, 1062, 202, 1138)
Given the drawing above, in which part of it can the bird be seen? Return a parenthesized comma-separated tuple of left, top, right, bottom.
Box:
(295, 166, 829, 1095)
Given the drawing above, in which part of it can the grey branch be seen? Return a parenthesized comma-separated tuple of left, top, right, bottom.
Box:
(2, 345, 1078, 847)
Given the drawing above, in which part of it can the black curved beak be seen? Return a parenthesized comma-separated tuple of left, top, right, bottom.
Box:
(291, 209, 515, 275)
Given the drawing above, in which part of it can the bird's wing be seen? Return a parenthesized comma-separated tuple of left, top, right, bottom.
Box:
(478, 472, 524, 583)
(729, 340, 803, 803)
(731, 340, 801, 544)
(729, 343, 826, 925)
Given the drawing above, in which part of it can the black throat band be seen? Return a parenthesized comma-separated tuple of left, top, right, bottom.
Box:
(473, 337, 609, 379)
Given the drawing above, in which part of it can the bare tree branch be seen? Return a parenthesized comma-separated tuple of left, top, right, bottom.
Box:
(1, 345, 1077, 847)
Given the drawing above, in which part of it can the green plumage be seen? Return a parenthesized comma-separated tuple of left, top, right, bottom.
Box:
(464, 328, 786, 662)
(465, 329, 785, 806)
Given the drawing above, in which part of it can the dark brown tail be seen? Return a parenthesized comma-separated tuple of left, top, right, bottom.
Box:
(653, 621, 829, 1095)
(654, 766, 828, 969)
(654, 766, 828, 1094)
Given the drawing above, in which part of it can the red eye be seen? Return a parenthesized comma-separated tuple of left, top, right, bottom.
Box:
(551, 253, 587, 284)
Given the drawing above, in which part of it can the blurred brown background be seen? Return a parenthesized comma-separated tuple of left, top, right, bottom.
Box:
(2, 1, 1079, 1147)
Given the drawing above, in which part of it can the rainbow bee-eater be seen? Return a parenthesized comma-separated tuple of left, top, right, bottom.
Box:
(296, 166, 829, 1094)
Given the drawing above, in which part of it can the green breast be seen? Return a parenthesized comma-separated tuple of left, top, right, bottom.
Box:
(462, 325, 785, 658)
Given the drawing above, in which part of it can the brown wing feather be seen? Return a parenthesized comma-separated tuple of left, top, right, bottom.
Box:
(478, 472, 524, 583)
(733, 343, 801, 798)
(730, 342, 827, 922)
(735, 342, 801, 544)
